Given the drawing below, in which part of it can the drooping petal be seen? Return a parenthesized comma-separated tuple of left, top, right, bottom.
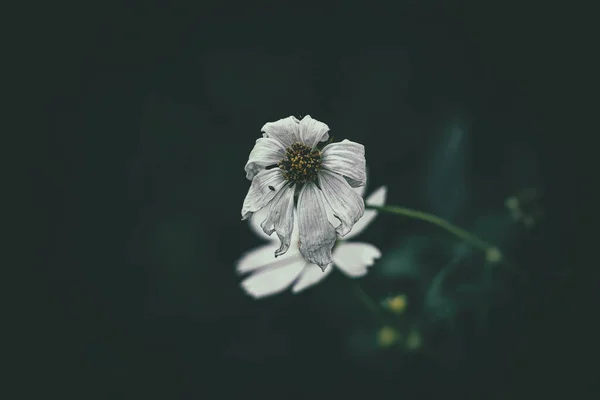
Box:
(345, 186, 387, 239)
(261, 116, 300, 148)
(248, 207, 275, 242)
(236, 243, 302, 274)
(318, 169, 365, 237)
(333, 242, 381, 277)
(240, 258, 306, 299)
(244, 138, 286, 180)
(241, 168, 286, 220)
(260, 183, 296, 257)
(321, 139, 366, 188)
(297, 182, 337, 270)
(298, 115, 330, 148)
(324, 172, 368, 231)
(291, 262, 334, 293)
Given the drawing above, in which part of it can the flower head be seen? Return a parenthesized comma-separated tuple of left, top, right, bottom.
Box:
(241, 115, 367, 270)
(237, 186, 387, 299)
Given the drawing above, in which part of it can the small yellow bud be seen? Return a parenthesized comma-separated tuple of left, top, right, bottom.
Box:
(486, 247, 503, 263)
(377, 326, 400, 348)
(382, 294, 408, 314)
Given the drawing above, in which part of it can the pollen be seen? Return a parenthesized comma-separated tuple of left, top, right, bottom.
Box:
(278, 142, 322, 184)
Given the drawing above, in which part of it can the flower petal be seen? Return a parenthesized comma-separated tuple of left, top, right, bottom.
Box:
(324, 171, 367, 230)
(333, 242, 381, 277)
(321, 139, 366, 188)
(365, 185, 387, 206)
(292, 262, 334, 293)
(261, 116, 300, 148)
(297, 182, 337, 270)
(241, 168, 286, 220)
(236, 243, 301, 274)
(240, 258, 306, 299)
(260, 183, 296, 257)
(298, 115, 330, 148)
(318, 169, 365, 237)
(248, 207, 275, 242)
(352, 181, 366, 197)
(344, 186, 387, 239)
(352, 166, 371, 197)
(244, 138, 286, 181)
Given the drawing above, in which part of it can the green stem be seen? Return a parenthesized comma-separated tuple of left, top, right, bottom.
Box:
(366, 205, 493, 252)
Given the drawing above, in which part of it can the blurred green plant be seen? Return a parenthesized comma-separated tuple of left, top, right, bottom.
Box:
(341, 193, 538, 365)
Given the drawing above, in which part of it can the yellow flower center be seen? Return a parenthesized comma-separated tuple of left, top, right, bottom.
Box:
(278, 142, 322, 184)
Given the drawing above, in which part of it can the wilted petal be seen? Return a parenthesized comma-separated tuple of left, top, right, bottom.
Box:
(237, 243, 301, 274)
(321, 139, 366, 188)
(298, 115, 330, 148)
(345, 186, 387, 239)
(292, 262, 334, 293)
(240, 258, 306, 298)
(333, 242, 381, 277)
(297, 182, 337, 270)
(261, 116, 300, 148)
(324, 172, 366, 229)
(352, 182, 366, 197)
(319, 169, 365, 237)
(244, 138, 286, 180)
(248, 207, 275, 242)
(260, 183, 296, 257)
(351, 166, 371, 197)
(241, 168, 286, 220)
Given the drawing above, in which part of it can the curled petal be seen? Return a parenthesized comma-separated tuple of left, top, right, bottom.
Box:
(345, 186, 387, 239)
(333, 242, 381, 278)
(297, 182, 337, 270)
(319, 170, 365, 237)
(240, 258, 306, 299)
(261, 116, 300, 148)
(247, 204, 301, 253)
(321, 139, 367, 188)
(298, 115, 330, 148)
(244, 138, 286, 181)
(352, 180, 367, 198)
(241, 168, 286, 220)
(351, 165, 372, 197)
(260, 183, 296, 257)
(292, 262, 333, 293)
(248, 207, 275, 242)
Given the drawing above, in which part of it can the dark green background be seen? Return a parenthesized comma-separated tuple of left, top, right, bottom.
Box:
(30, 1, 576, 399)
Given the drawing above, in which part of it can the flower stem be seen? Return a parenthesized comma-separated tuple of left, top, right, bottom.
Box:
(366, 204, 526, 278)
(366, 205, 493, 252)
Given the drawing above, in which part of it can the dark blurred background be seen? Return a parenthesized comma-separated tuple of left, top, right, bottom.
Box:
(22, 1, 578, 399)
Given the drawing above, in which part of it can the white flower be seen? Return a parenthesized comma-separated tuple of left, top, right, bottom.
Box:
(237, 186, 387, 299)
(241, 115, 367, 270)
